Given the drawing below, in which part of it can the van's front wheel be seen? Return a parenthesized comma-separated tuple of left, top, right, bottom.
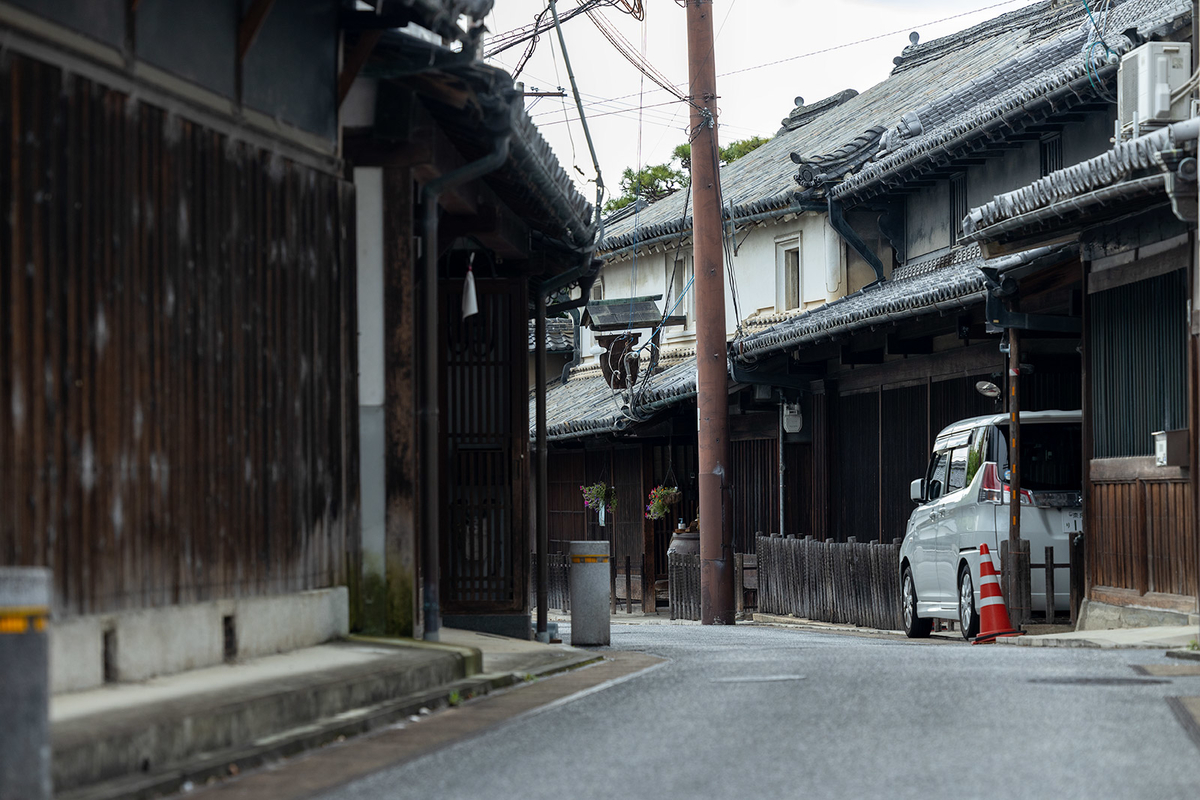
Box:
(902, 567, 932, 638)
(959, 567, 980, 640)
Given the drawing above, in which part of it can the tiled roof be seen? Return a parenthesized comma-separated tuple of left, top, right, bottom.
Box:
(733, 243, 1072, 361)
(538, 357, 698, 441)
(600, 0, 1191, 253)
(369, 32, 595, 251)
(778, 89, 859, 135)
(601, 1, 1099, 253)
(529, 317, 575, 353)
(836, 0, 1192, 200)
(964, 119, 1200, 242)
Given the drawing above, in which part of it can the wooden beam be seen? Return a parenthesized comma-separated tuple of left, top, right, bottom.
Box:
(441, 203, 531, 261)
(840, 346, 885, 366)
(238, 0, 277, 61)
(886, 334, 933, 356)
(339, 30, 384, 106)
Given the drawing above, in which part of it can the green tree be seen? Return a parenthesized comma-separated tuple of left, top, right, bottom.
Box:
(604, 136, 770, 213)
(605, 162, 687, 213)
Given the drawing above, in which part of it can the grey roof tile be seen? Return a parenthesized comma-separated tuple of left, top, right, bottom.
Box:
(837, 0, 1192, 200)
(964, 119, 1200, 241)
(528, 317, 575, 353)
(537, 358, 698, 441)
(600, 0, 1126, 253)
(733, 243, 1073, 361)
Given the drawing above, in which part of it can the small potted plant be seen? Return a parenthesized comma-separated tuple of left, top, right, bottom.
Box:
(644, 484, 681, 520)
(580, 481, 618, 514)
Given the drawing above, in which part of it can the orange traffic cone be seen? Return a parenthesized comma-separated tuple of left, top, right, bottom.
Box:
(972, 543, 1025, 644)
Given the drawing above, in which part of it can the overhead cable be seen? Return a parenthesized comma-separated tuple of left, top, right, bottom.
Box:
(549, 0, 607, 222)
(585, 8, 686, 101)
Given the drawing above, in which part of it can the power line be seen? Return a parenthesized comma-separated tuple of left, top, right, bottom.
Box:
(523, 0, 1033, 119)
(585, 8, 686, 101)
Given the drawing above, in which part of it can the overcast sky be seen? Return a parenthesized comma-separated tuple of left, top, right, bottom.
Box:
(483, 0, 1041, 205)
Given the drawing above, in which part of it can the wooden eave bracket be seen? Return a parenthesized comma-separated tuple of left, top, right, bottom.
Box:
(238, 0, 277, 61)
(339, 30, 384, 107)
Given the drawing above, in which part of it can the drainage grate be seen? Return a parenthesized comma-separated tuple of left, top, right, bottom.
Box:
(1029, 677, 1170, 686)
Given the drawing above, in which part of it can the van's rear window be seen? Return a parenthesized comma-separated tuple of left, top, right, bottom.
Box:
(997, 422, 1082, 491)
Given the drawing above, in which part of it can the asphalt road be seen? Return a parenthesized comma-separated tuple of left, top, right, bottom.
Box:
(318, 622, 1200, 800)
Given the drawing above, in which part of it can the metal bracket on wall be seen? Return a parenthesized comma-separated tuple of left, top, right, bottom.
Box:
(984, 294, 1081, 335)
(828, 197, 886, 286)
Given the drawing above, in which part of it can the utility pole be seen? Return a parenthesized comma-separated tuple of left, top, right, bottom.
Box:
(1006, 325, 1030, 624)
(685, 0, 735, 624)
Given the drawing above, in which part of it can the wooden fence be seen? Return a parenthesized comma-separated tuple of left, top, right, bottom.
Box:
(668, 553, 701, 621)
(757, 535, 903, 630)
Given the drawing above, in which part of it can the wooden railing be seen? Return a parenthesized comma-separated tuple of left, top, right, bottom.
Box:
(757, 535, 903, 631)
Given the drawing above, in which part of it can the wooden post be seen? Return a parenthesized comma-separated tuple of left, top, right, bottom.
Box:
(1009, 327, 1021, 533)
(1002, 538, 1032, 626)
(610, 557, 617, 614)
(1045, 545, 1056, 623)
(1070, 532, 1084, 624)
(626, 555, 633, 615)
(735, 553, 745, 614)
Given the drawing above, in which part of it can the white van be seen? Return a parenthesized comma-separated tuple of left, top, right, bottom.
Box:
(899, 410, 1082, 640)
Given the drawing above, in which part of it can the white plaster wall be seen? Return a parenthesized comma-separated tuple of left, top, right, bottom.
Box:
(49, 587, 349, 694)
(731, 213, 831, 315)
(354, 167, 387, 604)
(590, 213, 835, 365)
(354, 168, 385, 408)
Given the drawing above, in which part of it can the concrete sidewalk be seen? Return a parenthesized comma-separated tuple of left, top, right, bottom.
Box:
(996, 624, 1200, 651)
(749, 610, 1200, 655)
(52, 630, 597, 800)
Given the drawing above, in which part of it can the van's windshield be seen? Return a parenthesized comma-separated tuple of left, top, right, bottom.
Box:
(995, 422, 1082, 491)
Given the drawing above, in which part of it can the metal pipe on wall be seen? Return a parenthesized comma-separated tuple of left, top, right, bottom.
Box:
(419, 134, 512, 641)
(535, 291, 550, 641)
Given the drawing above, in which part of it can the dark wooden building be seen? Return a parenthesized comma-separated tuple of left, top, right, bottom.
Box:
(965, 118, 1200, 624)
(346, 19, 597, 638)
(0, 0, 359, 689)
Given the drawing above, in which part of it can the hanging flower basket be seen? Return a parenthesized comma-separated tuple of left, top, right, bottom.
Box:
(644, 484, 681, 520)
(580, 481, 617, 513)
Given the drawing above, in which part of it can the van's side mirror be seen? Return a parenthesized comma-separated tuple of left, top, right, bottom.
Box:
(910, 478, 925, 504)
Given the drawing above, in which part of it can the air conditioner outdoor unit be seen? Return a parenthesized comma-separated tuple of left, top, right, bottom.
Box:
(1118, 41, 1192, 139)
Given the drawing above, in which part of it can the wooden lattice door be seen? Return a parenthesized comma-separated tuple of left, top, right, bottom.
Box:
(439, 277, 528, 614)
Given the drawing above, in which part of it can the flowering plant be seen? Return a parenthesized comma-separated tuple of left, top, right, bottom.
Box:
(580, 481, 617, 512)
(644, 485, 681, 520)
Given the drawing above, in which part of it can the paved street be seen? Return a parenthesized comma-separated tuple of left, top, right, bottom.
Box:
(298, 622, 1200, 800)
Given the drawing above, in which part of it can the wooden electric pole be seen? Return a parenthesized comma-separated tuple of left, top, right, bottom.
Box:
(685, 0, 735, 624)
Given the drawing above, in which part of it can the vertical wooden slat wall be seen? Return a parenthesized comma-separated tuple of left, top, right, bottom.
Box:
(547, 450, 586, 553)
(0, 54, 357, 617)
(730, 438, 778, 553)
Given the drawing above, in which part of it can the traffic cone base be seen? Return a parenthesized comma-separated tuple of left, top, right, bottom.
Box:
(972, 543, 1025, 645)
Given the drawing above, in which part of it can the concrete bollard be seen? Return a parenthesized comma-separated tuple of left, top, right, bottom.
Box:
(0, 567, 52, 800)
(569, 541, 611, 646)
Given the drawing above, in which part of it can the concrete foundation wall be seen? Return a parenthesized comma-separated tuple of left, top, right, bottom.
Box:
(49, 587, 349, 694)
(1077, 597, 1200, 631)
